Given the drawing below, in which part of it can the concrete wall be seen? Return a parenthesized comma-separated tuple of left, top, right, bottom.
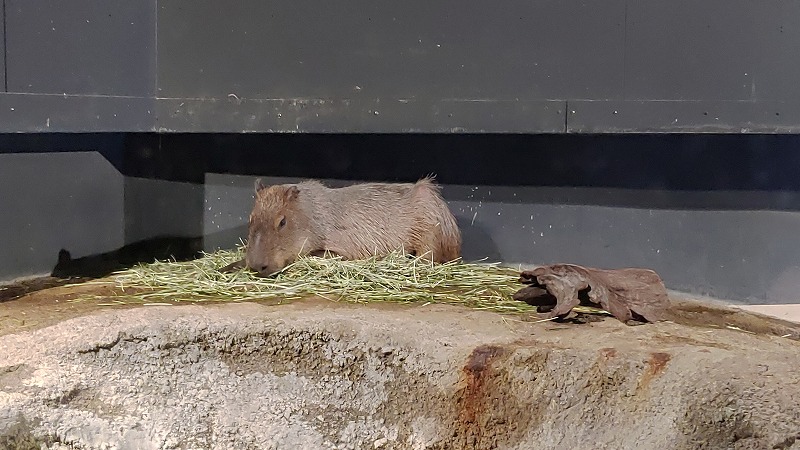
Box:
(124, 177, 204, 243)
(0, 152, 124, 279)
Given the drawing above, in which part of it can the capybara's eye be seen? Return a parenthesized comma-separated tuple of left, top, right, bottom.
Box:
(279, 217, 287, 229)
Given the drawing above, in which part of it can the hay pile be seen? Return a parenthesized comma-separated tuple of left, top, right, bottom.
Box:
(70, 247, 606, 316)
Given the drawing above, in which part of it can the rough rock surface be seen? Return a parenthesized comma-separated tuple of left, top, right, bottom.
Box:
(1, 301, 799, 450)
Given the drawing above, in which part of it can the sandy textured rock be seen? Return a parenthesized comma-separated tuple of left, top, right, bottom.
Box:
(1, 301, 799, 450)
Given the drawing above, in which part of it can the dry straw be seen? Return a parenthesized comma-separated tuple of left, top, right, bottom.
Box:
(72, 246, 606, 315)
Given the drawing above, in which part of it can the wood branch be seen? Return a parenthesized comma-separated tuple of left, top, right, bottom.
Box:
(513, 264, 670, 324)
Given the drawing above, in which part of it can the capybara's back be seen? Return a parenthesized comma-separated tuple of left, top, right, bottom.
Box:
(318, 177, 461, 261)
(246, 177, 462, 276)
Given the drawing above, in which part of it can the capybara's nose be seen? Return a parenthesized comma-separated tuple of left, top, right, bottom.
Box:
(255, 265, 276, 278)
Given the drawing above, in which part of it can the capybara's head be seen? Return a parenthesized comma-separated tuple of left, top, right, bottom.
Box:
(246, 179, 314, 277)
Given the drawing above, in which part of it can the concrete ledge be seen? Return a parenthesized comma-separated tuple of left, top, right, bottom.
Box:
(737, 304, 800, 324)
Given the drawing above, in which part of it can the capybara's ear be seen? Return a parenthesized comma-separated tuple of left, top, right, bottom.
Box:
(284, 185, 300, 202)
(254, 178, 267, 193)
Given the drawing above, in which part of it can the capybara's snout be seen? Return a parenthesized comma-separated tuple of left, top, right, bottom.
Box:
(250, 263, 275, 277)
(248, 262, 278, 278)
(246, 249, 292, 277)
(245, 252, 278, 277)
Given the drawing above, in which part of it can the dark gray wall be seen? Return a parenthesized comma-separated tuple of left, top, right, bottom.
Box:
(624, 0, 800, 102)
(151, 0, 800, 133)
(1, 0, 156, 132)
(124, 177, 204, 244)
(5, 0, 155, 96)
(0, 94, 155, 132)
(0, 152, 124, 280)
(1, 0, 6, 92)
(158, 1, 625, 100)
(1, 0, 799, 133)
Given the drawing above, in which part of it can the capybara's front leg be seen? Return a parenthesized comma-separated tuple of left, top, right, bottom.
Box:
(219, 258, 247, 273)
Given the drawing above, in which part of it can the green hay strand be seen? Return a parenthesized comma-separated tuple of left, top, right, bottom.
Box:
(68, 246, 609, 316)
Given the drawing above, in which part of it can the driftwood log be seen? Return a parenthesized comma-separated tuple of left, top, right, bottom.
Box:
(513, 264, 670, 324)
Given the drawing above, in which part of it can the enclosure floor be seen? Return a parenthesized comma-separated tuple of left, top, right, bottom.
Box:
(2, 277, 800, 341)
(2, 298, 800, 449)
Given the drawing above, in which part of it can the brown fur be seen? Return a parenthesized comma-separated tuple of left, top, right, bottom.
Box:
(245, 177, 462, 276)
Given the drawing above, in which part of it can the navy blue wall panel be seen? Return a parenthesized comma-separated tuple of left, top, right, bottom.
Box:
(5, 0, 155, 96)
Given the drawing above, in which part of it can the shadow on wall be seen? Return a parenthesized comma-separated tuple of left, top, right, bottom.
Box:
(50, 235, 205, 279)
(48, 222, 262, 280)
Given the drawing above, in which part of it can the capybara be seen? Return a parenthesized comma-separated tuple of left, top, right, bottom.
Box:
(244, 177, 462, 276)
